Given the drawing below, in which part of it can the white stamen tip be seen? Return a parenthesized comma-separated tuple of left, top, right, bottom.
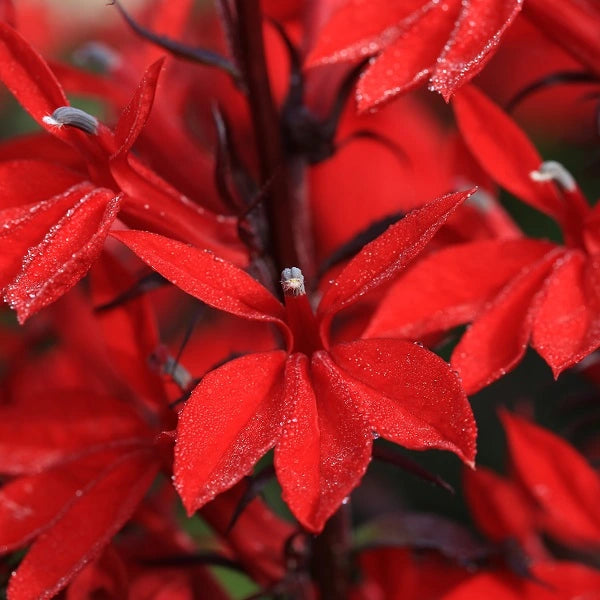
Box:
(530, 160, 576, 192)
(44, 106, 99, 135)
(281, 267, 305, 296)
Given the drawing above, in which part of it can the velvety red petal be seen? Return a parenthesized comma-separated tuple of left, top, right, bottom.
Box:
(356, 2, 458, 111)
(111, 231, 289, 341)
(0, 159, 85, 210)
(328, 339, 476, 466)
(113, 58, 165, 158)
(502, 411, 600, 547)
(318, 188, 476, 330)
(7, 450, 157, 600)
(174, 351, 287, 515)
(0, 182, 96, 292)
(451, 249, 562, 394)
(452, 85, 564, 221)
(0, 389, 147, 476)
(4, 188, 122, 323)
(532, 251, 600, 376)
(431, 0, 523, 100)
(275, 352, 372, 532)
(306, 0, 430, 66)
(364, 239, 554, 340)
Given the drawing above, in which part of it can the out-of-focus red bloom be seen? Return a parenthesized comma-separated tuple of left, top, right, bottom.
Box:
(306, 0, 523, 108)
(112, 189, 478, 533)
(365, 84, 600, 392)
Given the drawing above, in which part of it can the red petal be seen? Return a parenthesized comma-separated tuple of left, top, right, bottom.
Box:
(502, 411, 600, 546)
(328, 339, 476, 466)
(0, 182, 96, 292)
(451, 249, 562, 394)
(306, 0, 429, 66)
(4, 188, 122, 323)
(452, 85, 564, 221)
(113, 58, 165, 158)
(174, 351, 286, 514)
(532, 251, 600, 376)
(431, 0, 523, 100)
(0, 159, 85, 209)
(0, 451, 121, 553)
(356, 2, 458, 111)
(318, 188, 476, 331)
(111, 231, 288, 340)
(275, 352, 372, 532)
(365, 239, 554, 340)
(0, 390, 147, 476)
(8, 450, 157, 600)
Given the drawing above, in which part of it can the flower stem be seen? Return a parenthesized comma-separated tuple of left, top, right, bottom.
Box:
(233, 0, 298, 272)
(310, 504, 352, 599)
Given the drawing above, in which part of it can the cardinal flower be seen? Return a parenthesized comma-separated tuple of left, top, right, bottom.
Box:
(306, 0, 524, 109)
(112, 188, 478, 533)
(365, 85, 600, 393)
(0, 23, 243, 323)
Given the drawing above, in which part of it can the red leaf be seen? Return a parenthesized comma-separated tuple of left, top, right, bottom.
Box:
(113, 58, 165, 158)
(364, 239, 554, 340)
(451, 249, 561, 394)
(0, 390, 148, 476)
(8, 450, 157, 600)
(174, 351, 287, 514)
(111, 231, 288, 341)
(275, 352, 372, 532)
(318, 189, 475, 333)
(532, 251, 600, 377)
(502, 411, 600, 547)
(452, 85, 564, 221)
(328, 339, 476, 466)
(4, 188, 122, 323)
(431, 0, 523, 100)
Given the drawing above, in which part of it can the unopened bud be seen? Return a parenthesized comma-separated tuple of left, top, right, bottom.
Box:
(42, 106, 99, 135)
(530, 161, 576, 192)
(281, 267, 305, 296)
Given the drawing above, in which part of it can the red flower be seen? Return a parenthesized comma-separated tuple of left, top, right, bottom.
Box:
(112, 188, 477, 533)
(306, 0, 523, 109)
(365, 85, 600, 392)
(0, 22, 243, 323)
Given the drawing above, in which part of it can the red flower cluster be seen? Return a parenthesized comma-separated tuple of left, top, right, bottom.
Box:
(0, 0, 599, 598)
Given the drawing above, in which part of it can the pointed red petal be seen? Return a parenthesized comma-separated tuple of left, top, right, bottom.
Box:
(4, 188, 122, 323)
(431, 0, 523, 100)
(113, 58, 165, 158)
(8, 450, 157, 600)
(0, 182, 96, 292)
(111, 231, 288, 337)
(275, 352, 372, 532)
(0, 390, 147, 476)
(365, 239, 554, 340)
(502, 411, 600, 546)
(174, 351, 286, 514)
(452, 85, 564, 221)
(532, 251, 600, 376)
(451, 249, 561, 394)
(328, 339, 476, 466)
(319, 189, 476, 328)
(306, 0, 429, 66)
(356, 3, 458, 111)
